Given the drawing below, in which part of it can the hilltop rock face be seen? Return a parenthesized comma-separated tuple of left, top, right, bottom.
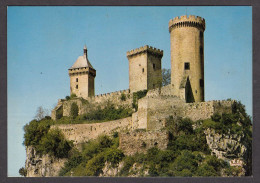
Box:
(204, 129, 247, 160)
(204, 128, 247, 176)
(101, 162, 124, 177)
(25, 146, 67, 177)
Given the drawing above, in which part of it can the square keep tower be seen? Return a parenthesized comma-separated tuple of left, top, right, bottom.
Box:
(127, 45, 163, 93)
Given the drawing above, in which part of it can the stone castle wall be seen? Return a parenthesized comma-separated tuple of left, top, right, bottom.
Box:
(51, 89, 132, 120)
(119, 130, 169, 156)
(183, 100, 233, 122)
(131, 88, 234, 131)
(51, 117, 132, 146)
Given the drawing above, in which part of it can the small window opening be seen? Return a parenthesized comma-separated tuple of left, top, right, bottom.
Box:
(184, 62, 190, 70)
(76, 85, 78, 89)
(153, 84, 155, 89)
(153, 64, 156, 70)
(76, 78, 78, 82)
(200, 79, 204, 87)
(142, 68, 144, 73)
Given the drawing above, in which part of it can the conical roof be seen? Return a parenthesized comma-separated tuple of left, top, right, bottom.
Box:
(69, 46, 94, 69)
(69, 55, 94, 69)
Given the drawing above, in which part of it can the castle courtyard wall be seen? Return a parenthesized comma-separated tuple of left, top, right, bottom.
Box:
(51, 117, 131, 145)
(51, 89, 133, 120)
(132, 88, 234, 131)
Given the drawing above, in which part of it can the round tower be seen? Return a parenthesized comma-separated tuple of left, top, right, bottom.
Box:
(169, 15, 206, 103)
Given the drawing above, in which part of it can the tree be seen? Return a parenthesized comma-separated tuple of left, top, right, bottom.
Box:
(70, 102, 79, 119)
(162, 68, 171, 86)
(19, 167, 27, 177)
(34, 106, 49, 121)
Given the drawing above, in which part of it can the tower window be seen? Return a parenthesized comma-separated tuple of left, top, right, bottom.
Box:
(153, 64, 156, 70)
(200, 79, 204, 87)
(76, 78, 78, 82)
(76, 85, 78, 89)
(142, 68, 144, 73)
(184, 62, 190, 70)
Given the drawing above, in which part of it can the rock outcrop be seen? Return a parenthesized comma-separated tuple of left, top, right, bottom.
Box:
(25, 146, 67, 177)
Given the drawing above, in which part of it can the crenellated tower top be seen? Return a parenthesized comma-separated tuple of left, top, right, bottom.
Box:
(169, 15, 206, 32)
(127, 45, 163, 58)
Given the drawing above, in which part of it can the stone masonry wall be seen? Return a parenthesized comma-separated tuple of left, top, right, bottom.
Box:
(51, 89, 133, 120)
(51, 117, 131, 145)
(183, 100, 233, 122)
(132, 88, 234, 131)
(119, 130, 169, 156)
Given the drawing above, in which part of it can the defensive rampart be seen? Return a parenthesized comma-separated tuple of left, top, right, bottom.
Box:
(51, 117, 131, 145)
(51, 89, 132, 120)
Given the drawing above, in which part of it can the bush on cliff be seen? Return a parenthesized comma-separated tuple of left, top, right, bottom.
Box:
(23, 118, 53, 147)
(59, 135, 122, 176)
(23, 118, 73, 158)
(37, 128, 73, 158)
(166, 116, 210, 154)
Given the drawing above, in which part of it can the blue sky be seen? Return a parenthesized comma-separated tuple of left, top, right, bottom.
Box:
(7, 6, 252, 177)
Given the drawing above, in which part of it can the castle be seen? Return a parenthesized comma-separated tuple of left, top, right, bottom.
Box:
(25, 15, 250, 177)
(65, 15, 205, 102)
(50, 14, 233, 156)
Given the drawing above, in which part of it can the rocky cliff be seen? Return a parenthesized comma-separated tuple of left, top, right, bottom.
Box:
(25, 146, 67, 177)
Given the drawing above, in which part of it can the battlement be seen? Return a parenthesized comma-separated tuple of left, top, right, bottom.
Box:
(126, 45, 163, 58)
(92, 89, 130, 99)
(169, 15, 206, 32)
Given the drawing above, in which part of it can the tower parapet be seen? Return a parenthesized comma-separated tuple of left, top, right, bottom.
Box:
(169, 15, 205, 32)
(127, 45, 163, 58)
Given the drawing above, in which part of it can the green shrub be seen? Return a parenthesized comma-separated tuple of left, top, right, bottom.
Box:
(84, 103, 132, 122)
(56, 108, 63, 120)
(105, 148, 125, 167)
(70, 102, 79, 119)
(170, 150, 198, 174)
(65, 96, 70, 100)
(224, 166, 243, 176)
(23, 119, 53, 147)
(84, 153, 105, 176)
(196, 164, 218, 176)
(174, 169, 192, 177)
(59, 150, 83, 176)
(37, 128, 73, 158)
(19, 167, 27, 177)
(70, 93, 77, 98)
(120, 93, 126, 101)
(119, 156, 135, 176)
(211, 113, 221, 122)
(132, 90, 148, 111)
(23, 118, 73, 159)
